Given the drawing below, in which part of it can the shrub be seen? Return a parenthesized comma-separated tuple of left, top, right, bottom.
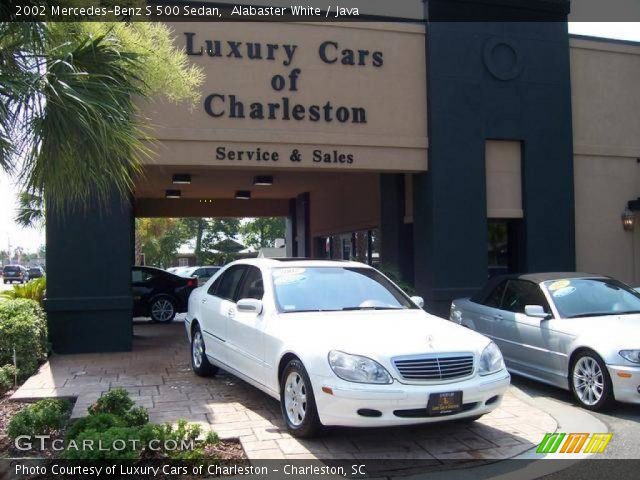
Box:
(1, 278, 46, 305)
(123, 405, 149, 427)
(65, 413, 124, 441)
(0, 299, 48, 379)
(6, 398, 72, 440)
(88, 388, 134, 417)
(0, 364, 17, 395)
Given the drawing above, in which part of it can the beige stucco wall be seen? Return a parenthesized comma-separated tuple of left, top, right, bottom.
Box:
(485, 140, 523, 219)
(141, 22, 428, 173)
(571, 37, 640, 284)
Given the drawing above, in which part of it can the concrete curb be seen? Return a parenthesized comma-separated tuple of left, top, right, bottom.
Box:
(394, 385, 607, 480)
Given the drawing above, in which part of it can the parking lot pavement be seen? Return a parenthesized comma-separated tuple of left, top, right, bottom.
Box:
(13, 322, 558, 469)
(512, 376, 640, 459)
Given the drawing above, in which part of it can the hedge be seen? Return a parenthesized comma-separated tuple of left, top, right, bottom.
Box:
(0, 299, 48, 381)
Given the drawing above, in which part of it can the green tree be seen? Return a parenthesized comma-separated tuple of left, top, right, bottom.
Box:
(241, 217, 286, 250)
(0, 20, 202, 215)
(136, 218, 191, 268)
(15, 192, 44, 229)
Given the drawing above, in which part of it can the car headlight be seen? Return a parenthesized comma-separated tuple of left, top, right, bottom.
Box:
(328, 350, 392, 384)
(479, 342, 505, 376)
(619, 350, 640, 364)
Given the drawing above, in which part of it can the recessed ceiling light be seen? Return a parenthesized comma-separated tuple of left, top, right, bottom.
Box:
(172, 174, 191, 184)
(253, 175, 274, 186)
(165, 189, 181, 199)
(235, 190, 251, 200)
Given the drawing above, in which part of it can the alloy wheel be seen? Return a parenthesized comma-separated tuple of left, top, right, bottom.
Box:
(151, 299, 174, 322)
(573, 356, 604, 406)
(284, 371, 307, 426)
(192, 331, 204, 368)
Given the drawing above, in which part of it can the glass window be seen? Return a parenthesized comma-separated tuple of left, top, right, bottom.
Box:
(272, 266, 416, 313)
(543, 278, 640, 318)
(502, 280, 550, 314)
(212, 266, 246, 301)
(484, 281, 507, 308)
(237, 267, 264, 300)
(132, 269, 154, 282)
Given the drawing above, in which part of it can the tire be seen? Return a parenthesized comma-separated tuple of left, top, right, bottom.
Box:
(190, 324, 218, 377)
(570, 350, 615, 411)
(149, 296, 176, 323)
(280, 358, 322, 438)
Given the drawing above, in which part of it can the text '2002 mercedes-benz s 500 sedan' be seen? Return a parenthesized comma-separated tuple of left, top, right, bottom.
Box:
(185, 259, 510, 437)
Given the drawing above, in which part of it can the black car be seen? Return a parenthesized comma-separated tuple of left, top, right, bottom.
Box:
(28, 267, 45, 279)
(3, 265, 28, 284)
(132, 266, 198, 323)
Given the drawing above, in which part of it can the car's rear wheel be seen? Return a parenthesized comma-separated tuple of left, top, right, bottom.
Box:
(280, 359, 322, 438)
(150, 296, 176, 323)
(191, 325, 218, 377)
(570, 351, 614, 411)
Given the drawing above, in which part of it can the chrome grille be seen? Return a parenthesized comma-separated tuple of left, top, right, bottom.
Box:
(393, 354, 474, 381)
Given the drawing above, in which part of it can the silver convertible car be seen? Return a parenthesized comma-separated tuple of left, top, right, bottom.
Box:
(450, 273, 640, 411)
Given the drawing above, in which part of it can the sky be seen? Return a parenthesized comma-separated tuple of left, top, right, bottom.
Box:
(1, 22, 638, 255)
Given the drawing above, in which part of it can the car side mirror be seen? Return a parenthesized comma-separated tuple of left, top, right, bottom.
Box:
(411, 296, 425, 308)
(525, 305, 549, 319)
(237, 298, 263, 315)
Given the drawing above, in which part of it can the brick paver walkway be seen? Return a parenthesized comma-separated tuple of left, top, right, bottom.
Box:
(13, 322, 557, 465)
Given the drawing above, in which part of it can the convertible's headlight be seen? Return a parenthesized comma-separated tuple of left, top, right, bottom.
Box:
(328, 350, 392, 384)
(479, 342, 505, 376)
(619, 350, 640, 364)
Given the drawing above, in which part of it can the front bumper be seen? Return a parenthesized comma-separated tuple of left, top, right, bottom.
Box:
(312, 370, 511, 427)
(608, 364, 640, 404)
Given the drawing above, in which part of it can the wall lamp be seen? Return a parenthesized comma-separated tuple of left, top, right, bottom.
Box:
(622, 207, 635, 231)
(235, 191, 251, 200)
(253, 175, 274, 186)
(165, 189, 181, 199)
(172, 174, 191, 184)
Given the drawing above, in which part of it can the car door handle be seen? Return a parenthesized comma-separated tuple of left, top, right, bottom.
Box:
(494, 314, 503, 321)
(201, 298, 207, 304)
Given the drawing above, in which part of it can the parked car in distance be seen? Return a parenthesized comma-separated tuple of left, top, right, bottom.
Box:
(132, 266, 198, 323)
(28, 266, 45, 279)
(166, 267, 181, 274)
(178, 266, 222, 286)
(450, 273, 640, 411)
(185, 258, 510, 438)
(2, 265, 29, 284)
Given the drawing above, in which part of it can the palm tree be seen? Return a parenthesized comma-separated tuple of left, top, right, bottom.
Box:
(0, 21, 202, 215)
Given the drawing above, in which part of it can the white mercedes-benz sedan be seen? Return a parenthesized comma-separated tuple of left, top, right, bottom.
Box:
(185, 258, 510, 437)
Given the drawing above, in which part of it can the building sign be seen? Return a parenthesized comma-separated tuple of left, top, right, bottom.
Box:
(142, 22, 428, 172)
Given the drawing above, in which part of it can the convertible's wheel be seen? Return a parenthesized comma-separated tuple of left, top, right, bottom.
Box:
(280, 359, 322, 438)
(150, 296, 176, 323)
(191, 326, 218, 377)
(570, 351, 614, 411)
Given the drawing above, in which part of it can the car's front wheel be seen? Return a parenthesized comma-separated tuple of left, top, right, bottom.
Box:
(149, 296, 176, 323)
(570, 351, 614, 411)
(191, 325, 218, 377)
(280, 359, 322, 438)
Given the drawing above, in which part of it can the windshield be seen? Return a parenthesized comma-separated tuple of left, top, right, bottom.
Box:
(272, 266, 416, 313)
(543, 278, 640, 318)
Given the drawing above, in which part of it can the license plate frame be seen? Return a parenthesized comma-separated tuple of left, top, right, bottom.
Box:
(427, 391, 463, 415)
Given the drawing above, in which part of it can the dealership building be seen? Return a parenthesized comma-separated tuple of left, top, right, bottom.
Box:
(45, 0, 640, 353)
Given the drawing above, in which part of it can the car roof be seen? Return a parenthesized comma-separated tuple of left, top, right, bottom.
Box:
(470, 272, 608, 303)
(229, 258, 370, 269)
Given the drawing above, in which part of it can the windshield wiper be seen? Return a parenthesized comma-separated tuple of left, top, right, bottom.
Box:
(565, 312, 616, 318)
(341, 306, 404, 311)
(281, 309, 341, 313)
(615, 310, 640, 315)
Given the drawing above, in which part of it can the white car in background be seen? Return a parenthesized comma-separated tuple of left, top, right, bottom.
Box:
(450, 273, 640, 411)
(185, 259, 510, 437)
